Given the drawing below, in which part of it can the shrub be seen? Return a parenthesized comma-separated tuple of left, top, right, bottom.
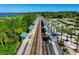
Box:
(58, 40, 64, 46)
(63, 47, 69, 53)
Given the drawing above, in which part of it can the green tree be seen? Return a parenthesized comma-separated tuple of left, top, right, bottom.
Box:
(76, 34, 79, 51)
(65, 24, 69, 41)
(74, 19, 79, 51)
(0, 32, 8, 46)
(59, 26, 64, 41)
(14, 28, 23, 35)
(68, 27, 73, 43)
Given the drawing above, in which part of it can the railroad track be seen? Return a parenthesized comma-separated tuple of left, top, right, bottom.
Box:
(24, 19, 42, 55)
(17, 19, 55, 55)
(30, 20, 42, 55)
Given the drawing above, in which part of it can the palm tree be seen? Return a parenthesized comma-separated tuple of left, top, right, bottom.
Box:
(76, 33, 79, 51)
(68, 27, 73, 43)
(65, 24, 69, 41)
(60, 26, 64, 41)
(0, 32, 9, 46)
(0, 32, 4, 46)
(74, 19, 79, 51)
(57, 21, 60, 32)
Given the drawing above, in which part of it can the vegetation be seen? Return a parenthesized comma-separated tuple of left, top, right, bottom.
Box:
(40, 11, 79, 51)
(58, 40, 64, 46)
(0, 13, 37, 54)
(63, 47, 69, 53)
(37, 11, 79, 19)
(0, 11, 79, 54)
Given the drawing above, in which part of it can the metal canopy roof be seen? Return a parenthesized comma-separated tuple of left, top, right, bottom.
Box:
(20, 32, 28, 38)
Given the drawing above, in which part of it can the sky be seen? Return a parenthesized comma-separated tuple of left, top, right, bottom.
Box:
(0, 4, 79, 12)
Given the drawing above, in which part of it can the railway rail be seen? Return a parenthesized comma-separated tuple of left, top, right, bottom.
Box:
(17, 18, 55, 55)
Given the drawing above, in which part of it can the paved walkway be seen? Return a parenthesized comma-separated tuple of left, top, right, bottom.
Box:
(16, 32, 32, 55)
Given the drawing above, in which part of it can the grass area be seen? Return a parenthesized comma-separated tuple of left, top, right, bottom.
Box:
(0, 15, 23, 20)
(0, 43, 19, 55)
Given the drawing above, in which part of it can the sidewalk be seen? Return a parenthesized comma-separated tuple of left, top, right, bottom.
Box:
(16, 32, 32, 55)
